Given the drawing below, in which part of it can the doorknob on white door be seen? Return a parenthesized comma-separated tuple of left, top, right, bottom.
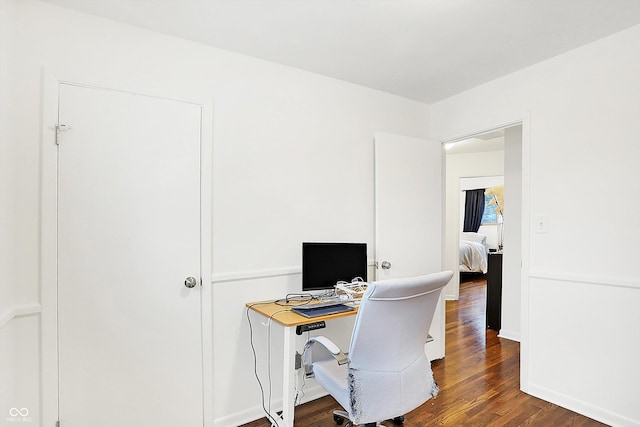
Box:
(184, 277, 198, 288)
(381, 261, 391, 270)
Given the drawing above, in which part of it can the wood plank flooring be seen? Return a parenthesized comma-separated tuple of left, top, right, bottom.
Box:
(241, 277, 607, 426)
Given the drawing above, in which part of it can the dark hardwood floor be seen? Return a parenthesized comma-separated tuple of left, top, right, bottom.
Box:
(242, 277, 607, 426)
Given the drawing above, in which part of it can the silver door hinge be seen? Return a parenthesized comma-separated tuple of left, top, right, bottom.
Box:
(55, 123, 70, 145)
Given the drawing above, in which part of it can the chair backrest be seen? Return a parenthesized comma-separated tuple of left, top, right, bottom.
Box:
(346, 271, 453, 423)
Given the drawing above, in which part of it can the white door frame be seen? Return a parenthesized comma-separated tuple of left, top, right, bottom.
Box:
(40, 71, 214, 426)
(439, 113, 531, 392)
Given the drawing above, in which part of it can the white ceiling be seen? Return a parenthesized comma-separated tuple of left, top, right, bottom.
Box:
(42, 0, 640, 104)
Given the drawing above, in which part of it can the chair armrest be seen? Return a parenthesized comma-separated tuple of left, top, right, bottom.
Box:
(309, 336, 342, 356)
(302, 336, 350, 378)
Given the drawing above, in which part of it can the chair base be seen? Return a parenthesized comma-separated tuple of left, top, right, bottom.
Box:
(332, 410, 405, 427)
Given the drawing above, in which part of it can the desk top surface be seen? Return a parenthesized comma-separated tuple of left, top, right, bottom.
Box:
(246, 300, 359, 327)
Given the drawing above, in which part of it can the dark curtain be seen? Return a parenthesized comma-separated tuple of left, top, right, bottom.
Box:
(463, 189, 485, 232)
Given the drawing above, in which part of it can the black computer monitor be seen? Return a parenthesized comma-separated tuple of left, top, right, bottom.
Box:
(302, 242, 367, 292)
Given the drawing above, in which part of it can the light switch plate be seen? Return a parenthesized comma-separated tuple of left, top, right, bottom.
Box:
(535, 215, 549, 233)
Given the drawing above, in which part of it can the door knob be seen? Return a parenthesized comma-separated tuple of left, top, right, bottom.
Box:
(381, 261, 391, 270)
(184, 277, 198, 288)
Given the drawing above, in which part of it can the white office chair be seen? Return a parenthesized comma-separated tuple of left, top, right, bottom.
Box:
(302, 271, 453, 427)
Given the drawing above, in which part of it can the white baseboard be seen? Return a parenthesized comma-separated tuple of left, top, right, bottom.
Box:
(212, 385, 328, 427)
(497, 329, 520, 342)
(527, 383, 640, 427)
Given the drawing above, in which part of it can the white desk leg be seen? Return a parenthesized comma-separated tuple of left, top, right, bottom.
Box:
(280, 325, 296, 427)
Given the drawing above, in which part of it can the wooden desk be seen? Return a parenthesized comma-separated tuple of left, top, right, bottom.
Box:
(246, 300, 359, 427)
(247, 300, 358, 327)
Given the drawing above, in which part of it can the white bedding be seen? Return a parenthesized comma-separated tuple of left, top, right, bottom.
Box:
(459, 237, 488, 274)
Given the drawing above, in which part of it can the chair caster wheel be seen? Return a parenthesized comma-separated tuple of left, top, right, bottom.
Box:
(392, 415, 405, 424)
(333, 414, 345, 425)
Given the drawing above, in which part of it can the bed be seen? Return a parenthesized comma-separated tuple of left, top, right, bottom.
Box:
(459, 232, 489, 274)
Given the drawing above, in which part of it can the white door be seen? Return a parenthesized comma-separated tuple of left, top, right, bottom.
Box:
(57, 84, 204, 427)
(374, 132, 446, 360)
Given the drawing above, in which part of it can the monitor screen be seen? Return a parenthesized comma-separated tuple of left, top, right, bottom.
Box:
(302, 242, 367, 292)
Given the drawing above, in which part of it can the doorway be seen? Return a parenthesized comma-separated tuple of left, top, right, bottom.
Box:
(443, 125, 522, 341)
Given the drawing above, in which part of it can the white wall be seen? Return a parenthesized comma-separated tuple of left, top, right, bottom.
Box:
(0, 1, 433, 426)
(0, 0, 12, 321)
(432, 24, 640, 427)
(445, 151, 503, 299)
(0, 1, 42, 424)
